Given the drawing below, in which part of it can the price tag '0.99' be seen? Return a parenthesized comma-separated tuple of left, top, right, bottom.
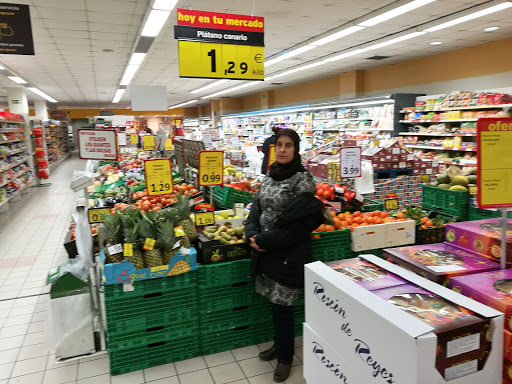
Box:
(144, 158, 174, 196)
(195, 211, 215, 227)
(198, 150, 224, 186)
(339, 147, 362, 178)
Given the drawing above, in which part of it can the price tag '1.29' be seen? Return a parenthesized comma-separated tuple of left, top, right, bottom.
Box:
(144, 158, 173, 196)
(340, 147, 362, 178)
(198, 150, 224, 186)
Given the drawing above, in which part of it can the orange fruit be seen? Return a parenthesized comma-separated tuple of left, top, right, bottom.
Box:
(333, 218, 342, 229)
(381, 212, 389, 218)
(353, 217, 362, 224)
(396, 213, 405, 219)
(325, 225, 335, 232)
(345, 218, 353, 225)
(351, 223, 359, 228)
(341, 221, 349, 227)
(312, 234, 321, 239)
(318, 224, 327, 232)
(337, 214, 346, 221)
(353, 211, 362, 217)
(330, 210, 336, 217)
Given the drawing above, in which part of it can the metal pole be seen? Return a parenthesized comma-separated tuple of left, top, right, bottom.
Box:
(500, 208, 508, 270)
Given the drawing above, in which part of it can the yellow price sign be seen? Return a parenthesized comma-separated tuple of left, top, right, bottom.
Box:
(267, 144, 276, 171)
(143, 135, 155, 150)
(195, 211, 215, 227)
(88, 207, 110, 224)
(144, 158, 173, 196)
(143, 238, 156, 251)
(384, 199, 399, 211)
(174, 225, 185, 237)
(420, 175, 430, 183)
(178, 41, 264, 80)
(469, 185, 477, 196)
(198, 150, 224, 186)
(123, 243, 133, 257)
(164, 138, 173, 151)
(130, 133, 139, 144)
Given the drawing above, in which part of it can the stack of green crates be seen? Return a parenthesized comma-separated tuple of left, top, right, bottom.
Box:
(312, 228, 353, 263)
(104, 273, 201, 375)
(421, 185, 469, 220)
(197, 259, 274, 354)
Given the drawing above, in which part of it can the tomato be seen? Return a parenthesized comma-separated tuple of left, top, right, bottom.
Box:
(381, 212, 389, 218)
(353, 217, 362, 224)
(141, 196, 149, 202)
(150, 199, 157, 204)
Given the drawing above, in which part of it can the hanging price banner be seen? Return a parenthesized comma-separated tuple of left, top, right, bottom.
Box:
(164, 138, 173, 150)
(130, 133, 139, 144)
(340, 147, 362, 178)
(267, 144, 276, 171)
(144, 158, 173, 196)
(198, 150, 224, 186)
(195, 211, 215, 227)
(143, 135, 155, 150)
(88, 207, 111, 224)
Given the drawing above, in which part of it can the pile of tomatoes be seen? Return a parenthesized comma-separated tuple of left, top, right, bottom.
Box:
(315, 182, 336, 200)
(174, 183, 199, 195)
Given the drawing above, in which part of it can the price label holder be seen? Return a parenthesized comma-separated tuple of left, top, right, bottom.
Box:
(195, 211, 215, 227)
(174, 225, 185, 237)
(88, 207, 111, 224)
(385, 198, 399, 211)
(143, 238, 156, 251)
(144, 158, 173, 196)
(123, 243, 133, 257)
(469, 186, 477, 196)
(198, 150, 224, 187)
(234, 203, 245, 218)
(130, 133, 139, 144)
(267, 145, 276, 171)
(420, 175, 431, 183)
(143, 135, 155, 150)
(339, 147, 362, 178)
(108, 244, 123, 255)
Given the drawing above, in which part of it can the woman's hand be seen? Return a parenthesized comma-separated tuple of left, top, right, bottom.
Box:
(249, 235, 267, 252)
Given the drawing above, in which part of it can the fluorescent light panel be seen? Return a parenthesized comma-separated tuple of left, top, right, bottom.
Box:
(359, 0, 436, 27)
(28, 88, 57, 103)
(366, 31, 425, 50)
(129, 53, 146, 66)
(152, 0, 178, 10)
(423, 2, 512, 32)
(311, 26, 365, 46)
(8, 76, 26, 84)
(325, 48, 369, 62)
(265, 45, 317, 67)
(112, 89, 125, 103)
(169, 99, 199, 109)
(484, 26, 500, 32)
(190, 80, 229, 94)
(141, 9, 171, 37)
(0, 65, 4, 70)
(202, 82, 258, 99)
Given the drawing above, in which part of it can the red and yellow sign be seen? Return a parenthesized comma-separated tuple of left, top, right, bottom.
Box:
(477, 117, 512, 208)
(177, 8, 264, 33)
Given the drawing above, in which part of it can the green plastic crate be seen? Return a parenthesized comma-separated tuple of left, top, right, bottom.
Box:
(468, 207, 512, 221)
(312, 229, 353, 262)
(343, 199, 384, 213)
(421, 185, 469, 220)
(199, 300, 271, 333)
(109, 335, 201, 375)
(353, 248, 383, 258)
(213, 185, 255, 208)
(200, 321, 271, 355)
(197, 259, 251, 289)
(198, 281, 258, 313)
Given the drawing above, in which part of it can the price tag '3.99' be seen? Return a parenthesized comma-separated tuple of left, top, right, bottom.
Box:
(340, 147, 362, 178)
(198, 150, 224, 186)
(144, 158, 174, 196)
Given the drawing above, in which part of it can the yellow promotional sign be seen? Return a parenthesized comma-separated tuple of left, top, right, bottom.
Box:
(179, 41, 264, 80)
(164, 138, 173, 151)
(267, 144, 276, 171)
(143, 135, 155, 150)
(88, 207, 110, 224)
(144, 159, 173, 196)
(198, 150, 224, 186)
(477, 118, 512, 208)
(130, 133, 139, 144)
(195, 211, 215, 227)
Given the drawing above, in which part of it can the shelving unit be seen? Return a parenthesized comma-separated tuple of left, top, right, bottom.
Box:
(46, 120, 71, 167)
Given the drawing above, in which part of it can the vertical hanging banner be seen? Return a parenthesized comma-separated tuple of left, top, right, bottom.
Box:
(0, 3, 34, 55)
(77, 129, 118, 160)
(477, 117, 512, 208)
(175, 8, 264, 80)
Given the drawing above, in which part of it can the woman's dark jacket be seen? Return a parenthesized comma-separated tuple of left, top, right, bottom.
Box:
(245, 192, 324, 289)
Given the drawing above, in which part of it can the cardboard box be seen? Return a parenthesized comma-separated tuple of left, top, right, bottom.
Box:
(351, 223, 387, 251)
(324, 258, 407, 291)
(449, 269, 512, 332)
(305, 256, 504, 384)
(386, 220, 416, 247)
(195, 232, 251, 264)
(383, 243, 499, 285)
(506, 329, 512, 360)
(505, 358, 512, 384)
(445, 219, 512, 264)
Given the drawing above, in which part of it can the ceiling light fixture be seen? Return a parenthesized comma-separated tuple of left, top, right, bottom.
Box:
(27, 88, 58, 103)
(0, 65, 4, 70)
(141, 9, 171, 37)
(112, 89, 125, 103)
(430, 41, 443, 45)
(129, 53, 147, 66)
(325, 48, 369, 62)
(8, 76, 27, 84)
(190, 80, 229, 94)
(310, 26, 365, 46)
(484, 26, 500, 32)
(169, 99, 199, 109)
(152, 0, 179, 11)
(365, 31, 426, 50)
(265, 45, 317, 67)
(359, 0, 436, 27)
(423, 2, 512, 32)
(202, 82, 259, 99)
(120, 64, 140, 86)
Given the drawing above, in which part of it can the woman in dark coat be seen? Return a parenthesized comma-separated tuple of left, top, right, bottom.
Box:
(245, 128, 324, 382)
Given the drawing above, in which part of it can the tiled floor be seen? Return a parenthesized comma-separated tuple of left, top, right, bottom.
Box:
(0, 154, 306, 384)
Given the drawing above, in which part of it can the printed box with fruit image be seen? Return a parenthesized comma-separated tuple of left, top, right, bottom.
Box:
(445, 219, 512, 265)
(383, 243, 499, 285)
(100, 248, 197, 285)
(196, 224, 250, 264)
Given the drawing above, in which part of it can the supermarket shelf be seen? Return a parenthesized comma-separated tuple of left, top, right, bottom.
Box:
(0, 167, 30, 188)
(49, 152, 70, 171)
(0, 120, 24, 124)
(0, 158, 28, 174)
(400, 119, 478, 123)
(0, 148, 27, 159)
(406, 145, 477, 152)
(0, 138, 25, 145)
(400, 104, 512, 113)
(0, 129, 25, 133)
(345, 128, 394, 131)
(0, 179, 32, 208)
(438, 159, 478, 166)
(399, 132, 476, 137)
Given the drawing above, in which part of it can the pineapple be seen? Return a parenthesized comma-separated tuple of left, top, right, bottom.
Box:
(122, 211, 145, 269)
(158, 219, 177, 265)
(102, 212, 124, 263)
(140, 211, 164, 267)
(176, 190, 196, 245)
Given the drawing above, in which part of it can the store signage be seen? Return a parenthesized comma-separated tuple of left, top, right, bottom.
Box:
(477, 117, 512, 208)
(0, 3, 34, 55)
(420, 174, 430, 183)
(198, 150, 224, 186)
(77, 129, 118, 160)
(144, 158, 173, 196)
(164, 138, 173, 151)
(267, 144, 276, 171)
(202, 133, 212, 146)
(88, 207, 110, 224)
(99, 110, 114, 116)
(130, 133, 139, 144)
(143, 135, 155, 150)
(118, 132, 127, 146)
(194, 203, 215, 211)
(339, 147, 361, 178)
(384, 192, 399, 211)
(176, 8, 264, 81)
(195, 211, 215, 227)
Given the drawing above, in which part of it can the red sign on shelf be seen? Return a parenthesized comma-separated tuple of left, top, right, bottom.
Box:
(176, 8, 264, 33)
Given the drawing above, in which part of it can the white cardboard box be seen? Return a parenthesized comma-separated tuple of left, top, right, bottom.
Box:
(304, 255, 503, 384)
(385, 220, 416, 247)
(351, 221, 416, 251)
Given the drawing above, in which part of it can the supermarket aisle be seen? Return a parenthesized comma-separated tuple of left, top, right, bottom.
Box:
(0, 154, 305, 384)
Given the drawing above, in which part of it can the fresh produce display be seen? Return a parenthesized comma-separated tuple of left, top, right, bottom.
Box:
(430, 165, 477, 191)
(203, 224, 247, 244)
(315, 182, 364, 210)
(393, 206, 455, 229)
(212, 209, 248, 221)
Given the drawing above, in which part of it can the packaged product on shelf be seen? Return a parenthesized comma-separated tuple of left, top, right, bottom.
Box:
(383, 243, 499, 285)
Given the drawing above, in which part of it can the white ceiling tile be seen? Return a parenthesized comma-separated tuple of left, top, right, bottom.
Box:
(85, 0, 136, 14)
(37, 8, 87, 21)
(34, 0, 85, 10)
